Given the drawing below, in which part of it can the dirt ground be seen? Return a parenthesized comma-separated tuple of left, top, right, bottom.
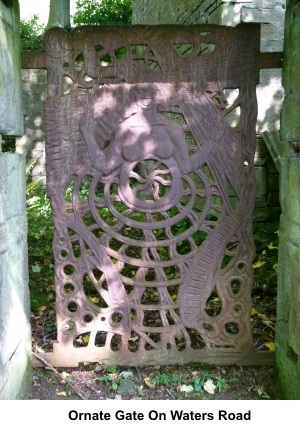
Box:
(28, 362, 281, 400)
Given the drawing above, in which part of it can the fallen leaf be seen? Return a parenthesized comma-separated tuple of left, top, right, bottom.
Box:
(143, 377, 156, 389)
(89, 297, 100, 303)
(180, 384, 194, 393)
(32, 264, 42, 273)
(56, 391, 67, 396)
(119, 371, 133, 379)
(82, 334, 90, 343)
(266, 342, 276, 351)
(204, 379, 216, 394)
(252, 261, 266, 269)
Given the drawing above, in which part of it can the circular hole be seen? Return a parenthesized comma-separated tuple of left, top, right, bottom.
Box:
(230, 278, 241, 295)
(63, 264, 75, 277)
(101, 316, 106, 322)
(237, 262, 246, 272)
(59, 249, 68, 259)
(111, 312, 123, 325)
(203, 322, 214, 332)
(166, 343, 171, 350)
(67, 301, 78, 313)
(63, 283, 75, 295)
(234, 304, 242, 314)
(59, 237, 65, 244)
(225, 322, 239, 335)
(64, 320, 75, 331)
(243, 160, 249, 166)
(83, 314, 93, 323)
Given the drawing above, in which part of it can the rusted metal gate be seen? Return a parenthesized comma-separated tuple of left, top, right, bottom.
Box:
(40, 24, 281, 367)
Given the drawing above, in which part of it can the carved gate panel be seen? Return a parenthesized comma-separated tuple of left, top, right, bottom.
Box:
(44, 24, 265, 366)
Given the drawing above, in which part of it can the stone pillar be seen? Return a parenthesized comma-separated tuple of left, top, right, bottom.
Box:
(275, 0, 300, 399)
(0, 0, 32, 399)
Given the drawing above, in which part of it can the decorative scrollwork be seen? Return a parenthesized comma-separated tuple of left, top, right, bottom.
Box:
(45, 24, 260, 366)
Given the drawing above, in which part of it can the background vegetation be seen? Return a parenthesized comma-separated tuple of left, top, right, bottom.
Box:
(20, 0, 132, 51)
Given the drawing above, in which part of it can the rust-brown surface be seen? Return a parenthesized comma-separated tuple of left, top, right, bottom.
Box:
(42, 24, 274, 367)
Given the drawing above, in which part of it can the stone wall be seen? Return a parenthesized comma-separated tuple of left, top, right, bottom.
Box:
(0, 0, 32, 399)
(16, 69, 47, 182)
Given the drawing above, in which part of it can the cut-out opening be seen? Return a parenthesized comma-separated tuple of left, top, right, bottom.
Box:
(63, 283, 75, 295)
(73, 332, 90, 348)
(110, 334, 122, 351)
(144, 332, 161, 350)
(64, 320, 75, 331)
(141, 288, 159, 305)
(143, 310, 163, 327)
(110, 312, 123, 326)
(225, 322, 239, 335)
(128, 331, 139, 352)
(83, 274, 108, 309)
(63, 264, 75, 277)
(59, 249, 68, 260)
(186, 328, 206, 349)
(83, 314, 93, 323)
(198, 43, 216, 55)
(175, 331, 186, 350)
(203, 322, 214, 332)
(67, 301, 78, 313)
(204, 293, 222, 317)
(95, 331, 107, 347)
(230, 278, 242, 295)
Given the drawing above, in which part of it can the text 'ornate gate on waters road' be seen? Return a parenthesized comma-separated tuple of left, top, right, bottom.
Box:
(40, 24, 281, 367)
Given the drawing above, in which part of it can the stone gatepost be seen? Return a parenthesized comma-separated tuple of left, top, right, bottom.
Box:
(275, 0, 300, 399)
(0, 0, 31, 399)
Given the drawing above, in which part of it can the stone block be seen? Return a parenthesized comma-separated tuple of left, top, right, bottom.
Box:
(268, 173, 279, 191)
(261, 39, 284, 52)
(267, 191, 279, 206)
(242, 7, 285, 25)
(254, 156, 267, 166)
(253, 206, 281, 222)
(255, 166, 268, 196)
(261, 23, 277, 38)
(255, 195, 267, 207)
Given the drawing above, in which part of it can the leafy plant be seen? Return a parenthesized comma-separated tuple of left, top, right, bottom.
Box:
(26, 174, 55, 311)
(97, 365, 134, 392)
(20, 15, 45, 51)
(72, 0, 132, 26)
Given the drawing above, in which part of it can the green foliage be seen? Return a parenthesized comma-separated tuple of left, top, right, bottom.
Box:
(253, 222, 279, 288)
(72, 0, 132, 26)
(26, 173, 55, 311)
(20, 15, 45, 51)
(97, 366, 134, 392)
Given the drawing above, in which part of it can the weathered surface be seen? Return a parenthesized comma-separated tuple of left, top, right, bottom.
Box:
(272, 0, 300, 399)
(0, 0, 31, 399)
(0, 154, 32, 399)
(276, 0, 300, 399)
(0, 0, 23, 136)
(39, 24, 273, 367)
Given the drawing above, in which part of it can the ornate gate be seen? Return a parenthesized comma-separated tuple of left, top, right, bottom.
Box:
(42, 24, 280, 366)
